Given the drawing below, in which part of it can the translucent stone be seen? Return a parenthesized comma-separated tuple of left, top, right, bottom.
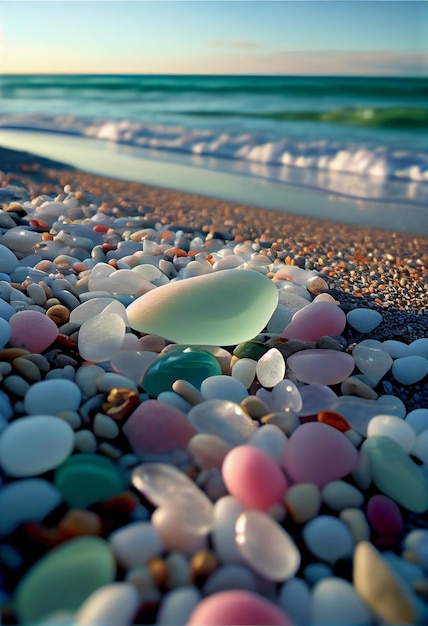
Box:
(89, 265, 155, 295)
(367, 414, 417, 452)
(78, 313, 126, 363)
(256, 379, 303, 414)
(70, 297, 125, 325)
(126, 269, 278, 345)
(75, 583, 140, 626)
(408, 337, 428, 358)
(231, 358, 257, 389)
(202, 564, 257, 596)
(287, 349, 355, 385)
(321, 480, 364, 511)
(331, 396, 404, 436)
(212, 496, 246, 565)
(302, 515, 354, 564)
(256, 348, 285, 388)
(281, 301, 346, 342)
(411, 429, 428, 464)
(109, 522, 164, 569)
(248, 425, 288, 462)
(151, 505, 208, 555)
(201, 375, 248, 403)
(132, 463, 214, 532)
(352, 344, 393, 387)
(188, 400, 258, 446)
(235, 510, 300, 581)
(392, 356, 428, 385)
(405, 408, 428, 435)
(299, 383, 337, 416)
(347, 308, 382, 333)
(312, 577, 372, 625)
(110, 350, 158, 385)
(381, 340, 409, 358)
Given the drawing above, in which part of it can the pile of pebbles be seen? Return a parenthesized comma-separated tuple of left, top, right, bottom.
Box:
(0, 165, 427, 625)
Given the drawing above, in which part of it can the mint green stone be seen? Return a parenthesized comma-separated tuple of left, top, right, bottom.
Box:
(14, 536, 115, 624)
(142, 347, 222, 397)
(54, 453, 125, 508)
(363, 435, 428, 513)
(233, 341, 269, 360)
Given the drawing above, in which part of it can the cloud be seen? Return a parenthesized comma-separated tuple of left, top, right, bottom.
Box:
(209, 38, 262, 50)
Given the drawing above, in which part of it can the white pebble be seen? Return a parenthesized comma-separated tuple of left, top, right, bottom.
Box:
(109, 521, 164, 569)
(75, 583, 140, 625)
(78, 313, 126, 363)
(231, 358, 257, 389)
(367, 414, 417, 452)
(212, 496, 245, 565)
(256, 348, 285, 388)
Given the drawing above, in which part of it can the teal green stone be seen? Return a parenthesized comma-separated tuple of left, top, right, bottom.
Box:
(363, 435, 428, 513)
(142, 347, 222, 397)
(54, 453, 125, 509)
(14, 536, 115, 624)
(233, 341, 269, 360)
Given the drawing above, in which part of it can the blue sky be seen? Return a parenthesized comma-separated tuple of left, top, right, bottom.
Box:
(0, 1, 427, 75)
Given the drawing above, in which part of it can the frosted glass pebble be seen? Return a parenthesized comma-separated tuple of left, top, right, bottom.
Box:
(109, 522, 163, 569)
(367, 414, 417, 452)
(231, 358, 257, 389)
(312, 577, 372, 625)
(202, 564, 256, 595)
(151, 505, 207, 555)
(0, 415, 74, 477)
(24, 379, 81, 415)
(331, 396, 404, 436)
(266, 304, 293, 333)
(321, 480, 364, 511)
(187, 590, 293, 626)
(352, 344, 393, 386)
(75, 583, 140, 626)
(408, 337, 428, 359)
(201, 375, 248, 403)
(411, 429, 428, 464)
(392, 356, 428, 385)
(78, 313, 126, 363)
(110, 350, 158, 385)
(89, 266, 155, 295)
(212, 496, 245, 565)
(248, 425, 288, 462)
(405, 408, 428, 435)
(0, 479, 62, 537)
(187, 434, 232, 470)
(235, 510, 300, 581)
(256, 379, 303, 413)
(281, 422, 359, 487)
(285, 483, 322, 523)
(156, 587, 201, 626)
(302, 515, 354, 564)
(273, 264, 314, 286)
(126, 269, 278, 345)
(281, 301, 346, 342)
(347, 308, 382, 333)
(256, 348, 285, 387)
(381, 340, 409, 358)
(188, 400, 257, 446)
(278, 578, 313, 626)
(287, 349, 354, 385)
(299, 383, 337, 416)
(70, 297, 121, 324)
(132, 463, 214, 532)
(8, 310, 58, 353)
(222, 445, 288, 511)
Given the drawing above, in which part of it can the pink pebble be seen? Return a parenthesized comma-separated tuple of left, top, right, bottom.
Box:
(367, 494, 404, 537)
(287, 349, 355, 385)
(281, 301, 346, 342)
(281, 422, 359, 487)
(123, 399, 197, 455)
(8, 310, 58, 353)
(187, 590, 293, 625)
(222, 445, 288, 511)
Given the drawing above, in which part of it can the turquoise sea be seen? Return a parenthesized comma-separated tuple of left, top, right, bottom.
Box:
(0, 74, 427, 232)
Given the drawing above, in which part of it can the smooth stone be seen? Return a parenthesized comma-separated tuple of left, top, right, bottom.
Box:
(69, 297, 123, 324)
(321, 480, 364, 511)
(354, 541, 418, 624)
(201, 375, 248, 403)
(347, 308, 382, 333)
(54, 453, 125, 508)
(8, 310, 58, 353)
(231, 358, 257, 389)
(233, 341, 268, 360)
(381, 339, 409, 358)
(411, 429, 428, 464)
(0, 478, 62, 537)
(212, 496, 245, 565)
(78, 313, 126, 363)
(299, 383, 337, 416)
(123, 399, 197, 456)
(362, 435, 428, 513)
(339, 508, 371, 544)
(13, 536, 115, 625)
(303, 563, 333, 586)
(142, 348, 222, 397)
(266, 303, 294, 334)
(256, 379, 303, 414)
(0, 415, 74, 477)
(405, 408, 428, 435)
(0, 317, 11, 349)
(287, 349, 355, 385)
(74, 429, 98, 453)
(408, 337, 428, 358)
(93, 413, 120, 439)
(340, 376, 378, 400)
(89, 265, 155, 295)
(352, 344, 393, 386)
(188, 434, 232, 470)
(273, 264, 315, 286)
(392, 355, 428, 385)
(312, 577, 373, 625)
(278, 578, 313, 626)
(281, 301, 346, 342)
(367, 414, 417, 452)
(256, 348, 286, 388)
(132, 462, 214, 533)
(302, 515, 354, 564)
(187, 590, 293, 625)
(240, 395, 271, 419)
(202, 564, 256, 595)
(24, 379, 82, 415)
(247, 424, 288, 462)
(156, 587, 201, 626)
(75, 583, 140, 626)
(366, 494, 404, 537)
(151, 504, 208, 555)
(110, 350, 158, 385)
(235, 510, 300, 581)
(0, 243, 19, 273)
(222, 445, 288, 511)
(188, 400, 258, 446)
(284, 483, 322, 523)
(281, 422, 359, 487)
(127, 269, 278, 345)
(109, 521, 164, 569)
(331, 396, 405, 436)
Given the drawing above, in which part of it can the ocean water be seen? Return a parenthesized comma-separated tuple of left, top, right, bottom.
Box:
(0, 74, 428, 226)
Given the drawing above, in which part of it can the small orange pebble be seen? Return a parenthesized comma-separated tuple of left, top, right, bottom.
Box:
(73, 261, 89, 273)
(55, 334, 76, 348)
(165, 247, 187, 257)
(93, 224, 109, 233)
(102, 242, 116, 252)
(317, 410, 351, 432)
(56, 509, 103, 542)
(29, 218, 49, 231)
(41, 232, 54, 241)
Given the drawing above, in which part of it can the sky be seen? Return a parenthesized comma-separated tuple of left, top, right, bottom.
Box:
(0, 1, 427, 76)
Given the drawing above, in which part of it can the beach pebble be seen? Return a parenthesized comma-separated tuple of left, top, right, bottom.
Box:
(339, 508, 371, 544)
(321, 480, 365, 511)
(352, 344, 393, 386)
(0, 415, 74, 477)
(212, 496, 245, 565)
(312, 577, 373, 625)
(0, 317, 11, 349)
(405, 408, 428, 434)
(347, 308, 382, 333)
(231, 358, 257, 389)
(109, 522, 164, 569)
(188, 399, 257, 446)
(287, 349, 354, 385)
(187, 590, 293, 625)
(123, 399, 196, 456)
(367, 414, 417, 452)
(93, 413, 120, 439)
(281, 422, 359, 487)
(156, 587, 201, 626)
(201, 375, 248, 403)
(281, 301, 346, 342)
(278, 578, 313, 625)
(188, 434, 232, 470)
(0, 243, 19, 273)
(256, 378, 303, 414)
(13, 536, 115, 625)
(411, 429, 428, 464)
(74, 582, 140, 626)
(366, 494, 404, 537)
(222, 445, 288, 511)
(392, 355, 428, 385)
(381, 339, 409, 358)
(302, 515, 354, 564)
(202, 564, 256, 595)
(110, 349, 158, 385)
(8, 310, 58, 353)
(24, 379, 81, 415)
(126, 269, 278, 345)
(408, 337, 428, 359)
(78, 313, 126, 363)
(285, 483, 321, 523)
(299, 383, 337, 416)
(247, 424, 288, 462)
(151, 505, 208, 555)
(235, 510, 300, 581)
(256, 348, 285, 387)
